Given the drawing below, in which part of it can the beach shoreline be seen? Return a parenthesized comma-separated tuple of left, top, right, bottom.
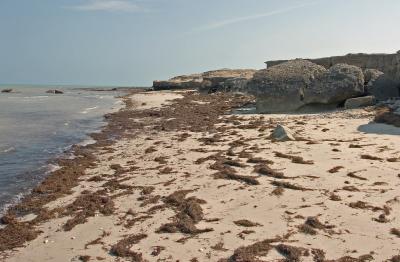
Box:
(1, 90, 400, 261)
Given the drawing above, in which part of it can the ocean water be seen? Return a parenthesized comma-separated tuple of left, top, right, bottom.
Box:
(0, 85, 125, 213)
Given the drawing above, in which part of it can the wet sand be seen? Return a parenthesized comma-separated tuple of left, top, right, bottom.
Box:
(1, 90, 400, 261)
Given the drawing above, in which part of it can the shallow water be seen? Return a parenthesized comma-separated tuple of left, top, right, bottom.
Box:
(0, 85, 125, 213)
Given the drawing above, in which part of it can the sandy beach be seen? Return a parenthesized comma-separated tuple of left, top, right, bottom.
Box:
(1, 90, 400, 262)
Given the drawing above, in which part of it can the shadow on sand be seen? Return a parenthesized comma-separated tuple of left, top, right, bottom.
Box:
(358, 122, 400, 135)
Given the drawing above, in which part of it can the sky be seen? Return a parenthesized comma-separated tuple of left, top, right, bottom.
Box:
(0, 0, 400, 87)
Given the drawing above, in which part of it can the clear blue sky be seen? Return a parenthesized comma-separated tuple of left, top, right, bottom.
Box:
(1, 0, 399, 86)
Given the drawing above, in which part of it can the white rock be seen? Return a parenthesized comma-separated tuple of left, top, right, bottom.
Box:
(271, 125, 295, 142)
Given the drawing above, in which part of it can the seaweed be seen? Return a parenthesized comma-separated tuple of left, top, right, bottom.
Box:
(234, 219, 261, 227)
(274, 152, 314, 165)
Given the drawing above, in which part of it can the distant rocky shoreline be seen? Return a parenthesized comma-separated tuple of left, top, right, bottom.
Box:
(153, 52, 400, 113)
(153, 50, 400, 126)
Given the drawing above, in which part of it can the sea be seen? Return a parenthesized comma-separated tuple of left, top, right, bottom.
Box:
(0, 85, 127, 214)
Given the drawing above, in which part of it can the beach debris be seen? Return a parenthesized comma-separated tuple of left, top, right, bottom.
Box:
(237, 230, 255, 240)
(274, 151, 314, 165)
(211, 242, 228, 252)
(271, 187, 285, 196)
(0, 221, 40, 251)
(219, 236, 285, 262)
(214, 170, 260, 185)
(62, 191, 115, 231)
(275, 244, 308, 261)
(361, 154, 383, 161)
(233, 219, 261, 227)
(157, 190, 213, 235)
(270, 125, 295, 142)
(253, 164, 289, 179)
(390, 228, 400, 238)
(347, 172, 368, 181)
(328, 166, 344, 173)
(329, 193, 342, 201)
(271, 181, 311, 191)
(151, 246, 165, 256)
(298, 216, 335, 235)
(110, 234, 147, 259)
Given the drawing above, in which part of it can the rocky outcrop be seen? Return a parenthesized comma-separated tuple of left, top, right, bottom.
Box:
(247, 60, 364, 113)
(153, 69, 256, 92)
(344, 96, 376, 109)
(265, 51, 400, 99)
(46, 90, 64, 94)
(364, 69, 399, 100)
(1, 89, 13, 93)
(153, 74, 203, 90)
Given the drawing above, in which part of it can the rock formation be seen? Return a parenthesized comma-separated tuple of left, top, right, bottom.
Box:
(247, 60, 364, 113)
(153, 74, 203, 90)
(1, 89, 13, 93)
(265, 51, 400, 99)
(46, 90, 64, 94)
(344, 96, 376, 109)
(270, 125, 295, 141)
(153, 69, 256, 92)
(363, 69, 398, 100)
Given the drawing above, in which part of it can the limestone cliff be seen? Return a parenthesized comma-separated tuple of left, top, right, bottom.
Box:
(265, 51, 400, 86)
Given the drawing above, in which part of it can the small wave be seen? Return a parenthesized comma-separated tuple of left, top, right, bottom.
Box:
(81, 106, 99, 114)
(0, 192, 24, 217)
(46, 164, 61, 174)
(78, 137, 96, 146)
(22, 96, 50, 99)
(2, 146, 15, 153)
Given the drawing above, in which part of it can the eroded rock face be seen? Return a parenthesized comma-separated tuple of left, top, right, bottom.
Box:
(153, 74, 203, 90)
(153, 69, 256, 92)
(247, 60, 364, 113)
(266, 51, 400, 100)
(364, 69, 399, 100)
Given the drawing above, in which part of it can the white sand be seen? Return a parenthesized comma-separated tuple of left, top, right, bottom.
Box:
(4, 91, 400, 261)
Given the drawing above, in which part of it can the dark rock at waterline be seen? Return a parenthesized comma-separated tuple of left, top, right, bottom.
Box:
(46, 90, 64, 94)
(1, 89, 13, 93)
(247, 60, 364, 113)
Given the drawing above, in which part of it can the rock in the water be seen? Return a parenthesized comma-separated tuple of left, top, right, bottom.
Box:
(271, 125, 295, 141)
(1, 89, 13, 93)
(364, 69, 399, 100)
(247, 60, 364, 113)
(46, 90, 64, 94)
(344, 96, 376, 109)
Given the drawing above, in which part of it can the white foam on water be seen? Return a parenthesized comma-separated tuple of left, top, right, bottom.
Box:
(81, 106, 99, 114)
(2, 146, 15, 153)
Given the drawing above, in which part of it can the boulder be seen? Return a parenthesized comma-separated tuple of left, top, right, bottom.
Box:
(344, 96, 376, 109)
(1, 89, 13, 93)
(46, 89, 64, 94)
(364, 69, 399, 100)
(247, 60, 365, 113)
(270, 125, 295, 142)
